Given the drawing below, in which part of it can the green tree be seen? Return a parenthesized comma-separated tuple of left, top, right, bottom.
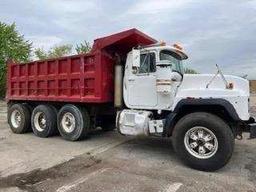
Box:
(34, 48, 48, 60)
(0, 22, 32, 97)
(34, 44, 73, 60)
(75, 41, 91, 54)
(184, 68, 198, 74)
(49, 44, 72, 58)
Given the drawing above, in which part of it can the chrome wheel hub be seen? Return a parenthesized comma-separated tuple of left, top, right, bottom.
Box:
(11, 110, 22, 128)
(34, 112, 47, 132)
(184, 126, 218, 159)
(61, 112, 76, 133)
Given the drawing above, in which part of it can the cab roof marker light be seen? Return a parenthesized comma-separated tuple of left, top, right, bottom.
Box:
(173, 43, 183, 51)
(137, 41, 166, 49)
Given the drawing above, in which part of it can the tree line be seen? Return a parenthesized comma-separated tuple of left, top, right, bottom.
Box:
(0, 22, 92, 97)
(0, 22, 197, 98)
(34, 40, 92, 60)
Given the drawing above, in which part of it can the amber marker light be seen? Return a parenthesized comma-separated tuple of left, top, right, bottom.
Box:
(173, 43, 183, 51)
(159, 41, 166, 46)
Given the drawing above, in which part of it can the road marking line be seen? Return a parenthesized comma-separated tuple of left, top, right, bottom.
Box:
(165, 182, 183, 192)
(56, 168, 111, 192)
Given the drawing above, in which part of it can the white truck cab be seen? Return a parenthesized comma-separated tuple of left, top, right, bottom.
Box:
(124, 45, 186, 110)
(123, 44, 250, 120)
(117, 43, 256, 171)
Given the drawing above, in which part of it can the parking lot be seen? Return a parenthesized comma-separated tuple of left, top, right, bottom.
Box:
(0, 98, 256, 192)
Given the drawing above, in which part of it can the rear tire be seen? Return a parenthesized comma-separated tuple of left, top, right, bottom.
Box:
(57, 104, 90, 141)
(31, 105, 57, 138)
(8, 103, 31, 134)
(172, 112, 234, 171)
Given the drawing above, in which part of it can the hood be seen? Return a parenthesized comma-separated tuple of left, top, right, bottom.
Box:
(177, 74, 250, 98)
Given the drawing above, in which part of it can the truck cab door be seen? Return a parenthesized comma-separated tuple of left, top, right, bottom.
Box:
(126, 51, 157, 108)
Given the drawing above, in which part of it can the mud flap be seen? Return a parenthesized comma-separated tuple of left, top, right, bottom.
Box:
(248, 117, 256, 139)
(249, 123, 256, 139)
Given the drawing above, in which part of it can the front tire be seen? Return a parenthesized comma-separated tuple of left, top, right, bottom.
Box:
(57, 104, 90, 141)
(172, 112, 234, 171)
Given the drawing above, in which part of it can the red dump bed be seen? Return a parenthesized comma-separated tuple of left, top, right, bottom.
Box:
(6, 29, 156, 103)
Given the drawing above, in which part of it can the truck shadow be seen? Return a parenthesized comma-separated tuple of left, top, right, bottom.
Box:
(88, 128, 177, 162)
(89, 129, 174, 152)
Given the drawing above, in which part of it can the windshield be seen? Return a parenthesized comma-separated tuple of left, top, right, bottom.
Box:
(159, 50, 184, 74)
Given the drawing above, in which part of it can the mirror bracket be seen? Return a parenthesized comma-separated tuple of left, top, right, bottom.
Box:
(132, 48, 140, 68)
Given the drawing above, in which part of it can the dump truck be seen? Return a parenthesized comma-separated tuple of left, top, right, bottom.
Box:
(6, 28, 256, 171)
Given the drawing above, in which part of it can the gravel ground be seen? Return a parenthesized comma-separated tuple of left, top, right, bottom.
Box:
(0, 98, 256, 192)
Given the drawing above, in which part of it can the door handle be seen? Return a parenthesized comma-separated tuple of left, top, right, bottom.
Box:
(128, 79, 135, 82)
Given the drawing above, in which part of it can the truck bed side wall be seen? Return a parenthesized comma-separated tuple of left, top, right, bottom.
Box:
(6, 52, 114, 103)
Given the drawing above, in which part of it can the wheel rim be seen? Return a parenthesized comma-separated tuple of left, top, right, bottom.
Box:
(184, 126, 218, 159)
(11, 110, 22, 128)
(34, 112, 47, 132)
(61, 112, 76, 133)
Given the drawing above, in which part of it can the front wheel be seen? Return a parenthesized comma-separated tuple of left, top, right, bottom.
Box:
(172, 112, 234, 171)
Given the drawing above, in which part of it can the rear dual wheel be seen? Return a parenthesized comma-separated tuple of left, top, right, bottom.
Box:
(31, 105, 57, 138)
(8, 103, 31, 134)
(32, 104, 91, 141)
(8, 103, 90, 141)
(57, 104, 90, 141)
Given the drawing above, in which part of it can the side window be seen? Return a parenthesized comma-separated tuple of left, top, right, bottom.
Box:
(139, 53, 156, 73)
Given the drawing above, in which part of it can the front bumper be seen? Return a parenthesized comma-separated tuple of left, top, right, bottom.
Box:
(248, 117, 256, 139)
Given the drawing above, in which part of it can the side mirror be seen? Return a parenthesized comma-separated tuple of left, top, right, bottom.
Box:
(171, 71, 182, 82)
(132, 48, 140, 68)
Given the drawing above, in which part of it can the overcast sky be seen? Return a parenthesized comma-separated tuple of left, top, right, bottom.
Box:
(1, 0, 256, 79)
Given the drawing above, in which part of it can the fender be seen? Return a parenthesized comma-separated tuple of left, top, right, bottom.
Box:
(173, 98, 240, 121)
(164, 98, 240, 137)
